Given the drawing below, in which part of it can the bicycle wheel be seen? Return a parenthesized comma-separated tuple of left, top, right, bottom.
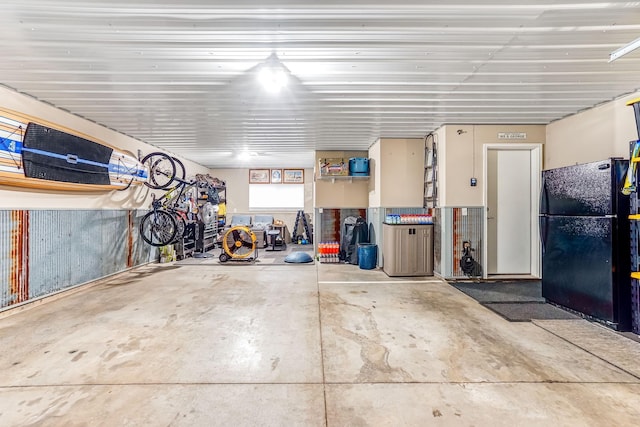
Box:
(171, 213, 187, 243)
(140, 210, 178, 246)
(172, 156, 186, 181)
(141, 152, 176, 189)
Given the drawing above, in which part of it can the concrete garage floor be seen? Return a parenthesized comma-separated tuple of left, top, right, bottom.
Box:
(1, 263, 640, 426)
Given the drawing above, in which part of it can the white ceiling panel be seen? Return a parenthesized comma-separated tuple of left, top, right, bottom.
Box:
(1, 0, 640, 168)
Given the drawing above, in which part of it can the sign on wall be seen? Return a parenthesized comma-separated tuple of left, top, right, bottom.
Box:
(497, 132, 527, 140)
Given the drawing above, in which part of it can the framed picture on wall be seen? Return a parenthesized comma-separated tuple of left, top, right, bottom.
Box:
(249, 169, 270, 184)
(270, 169, 282, 184)
(283, 169, 304, 183)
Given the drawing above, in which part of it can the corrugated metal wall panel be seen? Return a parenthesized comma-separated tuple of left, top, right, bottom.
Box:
(29, 211, 102, 299)
(433, 208, 441, 275)
(451, 208, 484, 278)
(1, 209, 153, 311)
(131, 210, 156, 266)
(100, 210, 128, 275)
(434, 207, 484, 279)
(0, 210, 14, 307)
(0, 211, 29, 307)
(318, 208, 341, 243)
(317, 208, 366, 244)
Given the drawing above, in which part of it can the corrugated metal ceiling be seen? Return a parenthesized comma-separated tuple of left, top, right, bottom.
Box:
(1, 1, 639, 168)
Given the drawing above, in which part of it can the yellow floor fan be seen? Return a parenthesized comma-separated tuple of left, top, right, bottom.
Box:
(219, 225, 257, 262)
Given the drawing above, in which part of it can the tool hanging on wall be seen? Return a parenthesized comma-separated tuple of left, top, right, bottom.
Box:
(292, 210, 313, 244)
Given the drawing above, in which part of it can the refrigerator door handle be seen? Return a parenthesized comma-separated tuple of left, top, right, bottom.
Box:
(539, 216, 547, 254)
(540, 174, 549, 214)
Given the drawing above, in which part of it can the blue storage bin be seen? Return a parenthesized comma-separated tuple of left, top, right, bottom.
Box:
(349, 157, 369, 176)
(358, 243, 377, 269)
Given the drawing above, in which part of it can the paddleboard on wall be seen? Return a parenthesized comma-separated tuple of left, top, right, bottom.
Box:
(0, 109, 148, 191)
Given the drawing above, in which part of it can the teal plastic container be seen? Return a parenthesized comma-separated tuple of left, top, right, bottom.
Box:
(349, 157, 369, 176)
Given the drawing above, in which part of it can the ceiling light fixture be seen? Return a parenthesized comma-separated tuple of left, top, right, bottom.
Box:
(609, 36, 640, 62)
(257, 53, 289, 93)
(238, 150, 258, 162)
(238, 151, 251, 162)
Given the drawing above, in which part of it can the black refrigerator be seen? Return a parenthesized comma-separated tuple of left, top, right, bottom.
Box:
(540, 158, 631, 331)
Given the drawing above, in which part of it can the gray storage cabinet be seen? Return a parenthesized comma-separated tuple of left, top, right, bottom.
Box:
(382, 224, 434, 276)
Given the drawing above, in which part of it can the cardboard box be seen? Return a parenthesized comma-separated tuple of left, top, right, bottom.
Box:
(319, 158, 348, 176)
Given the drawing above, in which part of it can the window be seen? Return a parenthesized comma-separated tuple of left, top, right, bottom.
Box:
(249, 184, 304, 210)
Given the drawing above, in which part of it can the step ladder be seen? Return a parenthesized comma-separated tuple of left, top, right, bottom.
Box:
(292, 210, 313, 244)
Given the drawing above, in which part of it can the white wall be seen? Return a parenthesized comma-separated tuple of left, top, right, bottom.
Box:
(375, 138, 425, 208)
(368, 141, 382, 208)
(0, 86, 211, 209)
(545, 91, 640, 170)
(439, 124, 546, 207)
(436, 91, 640, 207)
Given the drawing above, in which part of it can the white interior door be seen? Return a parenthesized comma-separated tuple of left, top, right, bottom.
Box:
(487, 149, 531, 274)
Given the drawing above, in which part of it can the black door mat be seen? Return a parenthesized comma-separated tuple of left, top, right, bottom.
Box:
(450, 281, 545, 303)
(483, 302, 579, 322)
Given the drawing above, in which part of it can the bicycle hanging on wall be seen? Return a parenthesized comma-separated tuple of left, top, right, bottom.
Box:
(138, 152, 223, 247)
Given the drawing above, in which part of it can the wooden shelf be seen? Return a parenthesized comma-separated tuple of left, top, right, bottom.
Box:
(317, 175, 369, 183)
